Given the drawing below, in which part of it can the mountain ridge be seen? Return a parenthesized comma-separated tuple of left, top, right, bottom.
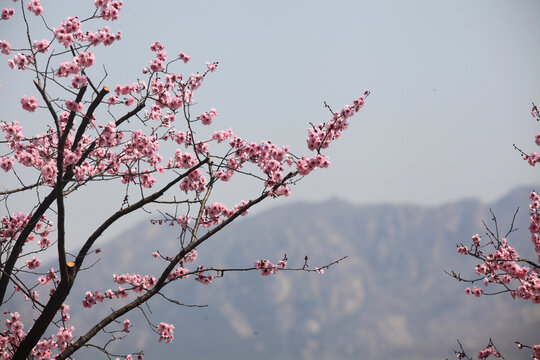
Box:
(25, 185, 540, 359)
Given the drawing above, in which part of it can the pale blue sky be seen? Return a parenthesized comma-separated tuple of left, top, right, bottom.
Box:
(1, 0, 539, 244)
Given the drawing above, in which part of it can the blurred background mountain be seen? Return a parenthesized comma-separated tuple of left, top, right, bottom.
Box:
(46, 185, 540, 359)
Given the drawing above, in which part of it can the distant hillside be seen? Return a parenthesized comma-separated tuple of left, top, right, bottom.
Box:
(40, 186, 540, 359)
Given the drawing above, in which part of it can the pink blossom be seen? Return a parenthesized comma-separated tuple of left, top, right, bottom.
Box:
(97, 0, 123, 21)
(478, 345, 497, 359)
(0, 156, 14, 172)
(206, 61, 218, 72)
(527, 152, 539, 166)
(107, 95, 119, 105)
(26, 256, 41, 269)
(9, 53, 33, 70)
(157, 322, 174, 343)
(199, 108, 217, 125)
(53, 16, 81, 47)
(457, 246, 469, 255)
(123, 319, 130, 332)
(75, 51, 96, 67)
(21, 95, 38, 112)
(0, 40, 12, 55)
(56, 61, 81, 77)
(33, 39, 50, 53)
(71, 74, 88, 88)
(38, 236, 50, 248)
(179, 52, 191, 63)
(472, 286, 484, 297)
(183, 249, 197, 263)
(150, 41, 164, 52)
(533, 345, 540, 359)
(149, 58, 164, 72)
(255, 259, 276, 276)
(210, 128, 233, 143)
(168, 266, 189, 280)
(1, 8, 14, 20)
(27, 0, 43, 16)
(66, 99, 83, 112)
(57, 327, 74, 351)
(188, 73, 203, 90)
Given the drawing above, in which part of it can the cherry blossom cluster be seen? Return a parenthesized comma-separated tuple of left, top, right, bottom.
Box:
(459, 228, 540, 303)
(8, 53, 34, 70)
(194, 266, 214, 284)
(1, 212, 53, 249)
(1, 313, 80, 360)
(254, 258, 287, 276)
(82, 287, 127, 308)
(201, 200, 249, 227)
(38, 268, 58, 286)
(2, 312, 25, 355)
(82, 249, 200, 308)
(0, 40, 11, 55)
(157, 322, 174, 343)
(27, 0, 44, 17)
(477, 344, 500, 359)
(198, 108, 217, 126)
(95, 0, 124, 21)
(1, 8, 15, 20)
(1, 314, 75, 359)
(306, 93, 368, 152)
(82, 272, 158, 308)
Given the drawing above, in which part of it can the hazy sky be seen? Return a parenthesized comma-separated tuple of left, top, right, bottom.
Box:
(1, 0, 539, 244)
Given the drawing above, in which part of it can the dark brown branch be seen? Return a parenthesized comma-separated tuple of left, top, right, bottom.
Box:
(115, 100, 147, 127)
(71, 87, 109, 151)
(58, 171, 298, 359)
(0, 181, 42, 195)
(74, 158, 210, 271)
(61, 86, 87, 142)
(13, 280, 73, 360)
(13, 160, 209, 360)
(33, 80, 59, 128)
(0, 190, 57, 304)
(56, 87, 87, 282)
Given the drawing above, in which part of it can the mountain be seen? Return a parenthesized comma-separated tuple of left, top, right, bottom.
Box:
(38, 186, 540, 359)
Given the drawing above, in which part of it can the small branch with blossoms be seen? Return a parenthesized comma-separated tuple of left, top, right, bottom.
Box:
(448, 102, 540, 359)
(451, 200, 540, 302)
(169, 255, 347, 281)
(449, 338, 540, 360)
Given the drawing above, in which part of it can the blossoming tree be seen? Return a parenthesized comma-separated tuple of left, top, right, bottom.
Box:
(0, 1, 368, 359)
(448, 104, 540, 359)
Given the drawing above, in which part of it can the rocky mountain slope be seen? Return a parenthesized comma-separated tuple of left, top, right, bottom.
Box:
(48, 186, 540, 359)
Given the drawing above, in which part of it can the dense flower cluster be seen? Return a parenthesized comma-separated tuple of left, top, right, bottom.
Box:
(157, 322, 174, 343)
(254, 258, 287, 276)
(459, 197, 540, 304)
(0, 1, 368, 359)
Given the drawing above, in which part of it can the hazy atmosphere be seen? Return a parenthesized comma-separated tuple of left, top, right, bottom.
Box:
(0, 1, 539, 359)
(2, 1, 539, 207)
